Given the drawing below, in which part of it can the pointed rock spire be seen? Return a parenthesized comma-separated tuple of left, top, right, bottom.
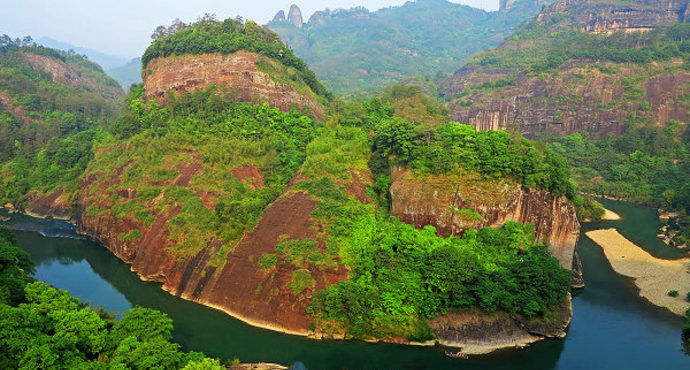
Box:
(287, 4, 303, 28)
(273, 10, 286, 22)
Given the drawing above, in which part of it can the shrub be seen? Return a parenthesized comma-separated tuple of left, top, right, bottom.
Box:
(259, 254, 278, 269)
(668, 290, 679, 297)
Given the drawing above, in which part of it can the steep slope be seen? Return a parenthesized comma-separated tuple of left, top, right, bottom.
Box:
(68, 16, 582, 351)
(143, 17, 329, 120)
(268, 0, 552, 95)
(0, 36, 124, 216)
(389, 168, 582, 286)
(76, 87, 577, 351)
(442, 0, 690, 137)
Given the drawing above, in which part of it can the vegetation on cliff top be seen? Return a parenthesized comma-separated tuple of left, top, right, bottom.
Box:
(286, 99, 572, 340)
(0, 36, 123, 208)
(143, 15, 330, 99)
(0, 226, 226, 369)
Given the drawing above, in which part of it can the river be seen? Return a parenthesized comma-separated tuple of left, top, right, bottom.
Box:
(3, 199, 690, 369)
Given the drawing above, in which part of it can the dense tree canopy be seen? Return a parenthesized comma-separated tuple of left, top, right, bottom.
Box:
(0, 226, 225, 369)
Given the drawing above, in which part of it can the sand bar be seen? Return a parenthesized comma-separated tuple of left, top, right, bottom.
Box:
(601, 208, 621, 221)
(586, 228, 690, 316)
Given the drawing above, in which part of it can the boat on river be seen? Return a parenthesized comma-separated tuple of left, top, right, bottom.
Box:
(444, 351, 468, 359)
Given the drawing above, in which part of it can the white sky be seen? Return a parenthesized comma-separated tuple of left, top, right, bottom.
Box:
(0, 0, 499, 58)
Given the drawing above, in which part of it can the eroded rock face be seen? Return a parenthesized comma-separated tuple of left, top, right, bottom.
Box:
(443, 0, 690, 137)
(538, 0, 686, 34)
(77, 160, 349, 334)
(143, 51, 325, 120)
(26, 188, 72, 220)
(445, 62, 689, 138)
(20, 53, 123, 100)
(389, 168, 582, 286)
(499, 0, 517, 12)
(273, 10, 286, 22)
(431, 293, 572, 354)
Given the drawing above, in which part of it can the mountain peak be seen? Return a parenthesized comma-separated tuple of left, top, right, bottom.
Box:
(288, 4, 304, 28)
(273, 10, 286, 22)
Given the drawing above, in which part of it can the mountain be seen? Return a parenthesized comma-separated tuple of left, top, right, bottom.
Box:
(107, 57, 142, 91)
(0, 36, 124, 217)
(267, 0, 553, 95)
(36, 37, 130, 70)
(442, 0, 690, 137)
(60, 16, 581, 351)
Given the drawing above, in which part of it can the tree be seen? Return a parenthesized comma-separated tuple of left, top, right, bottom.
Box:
(109, 307, 174, 347)
(0, 229, 35, 305)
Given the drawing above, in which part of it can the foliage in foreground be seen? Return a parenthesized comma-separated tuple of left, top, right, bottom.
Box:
(0, 227, 224, 369)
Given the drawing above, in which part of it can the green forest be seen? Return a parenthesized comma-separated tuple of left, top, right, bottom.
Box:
(0, 227, 227, 369)
(545, 121, 690, 245)
(0, 36, 123, 208)
(267, 0, 549, 95)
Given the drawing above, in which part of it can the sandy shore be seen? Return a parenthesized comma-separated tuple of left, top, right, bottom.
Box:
(601, 208, 621, 221)
(586, 228, 690, 316)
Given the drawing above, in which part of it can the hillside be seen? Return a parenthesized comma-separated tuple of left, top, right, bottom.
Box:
(142, 16, 330, 119)
(267, 0, 552, 95)
(0, 36, 124, 216)
(76, 81, 579, 350)
(440, 0, 690, 247)
(442, 0, 690, 137)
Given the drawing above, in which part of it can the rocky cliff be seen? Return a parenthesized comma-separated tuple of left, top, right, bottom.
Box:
(431, 293, 572, 353)
(288, 5, 304, 28)
(536, 0, 686, 34)
(445, 61, 689, 137)
(273, 10, 286, 23)
(442, 0, 690, 137)
(389, 168, 583, 287)
(20, 52, 124, 100)
(77, 157, 353, 334)
(142, 51, 326, 120)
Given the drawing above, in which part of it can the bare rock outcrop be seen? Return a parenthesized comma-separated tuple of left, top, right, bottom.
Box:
(25, 188, 72, 220)
(142, 51, 326, 120)
(431, 293, 572, 354)
(288, 5, 304, 28)
(272, 10, 286, 22)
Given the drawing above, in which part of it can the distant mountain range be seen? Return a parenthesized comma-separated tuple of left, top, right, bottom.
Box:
(268, 0, 552, 95)
(35, 37, 141, 89)
(36, 37, 130, 70)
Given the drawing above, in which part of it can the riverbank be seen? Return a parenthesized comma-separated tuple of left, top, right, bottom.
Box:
(586, 228, 690, 317)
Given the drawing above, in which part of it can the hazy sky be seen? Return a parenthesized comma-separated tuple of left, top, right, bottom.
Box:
(0, 0, 499, 59)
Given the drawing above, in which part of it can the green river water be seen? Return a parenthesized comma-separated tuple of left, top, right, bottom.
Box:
(3, 199, 690, 369)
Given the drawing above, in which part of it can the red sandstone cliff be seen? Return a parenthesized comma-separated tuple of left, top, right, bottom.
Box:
(445, 62, 689, 138)
(142, 51, 326, 120)
(443, 0, 690, 137)
(389, 168, 583, 287)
